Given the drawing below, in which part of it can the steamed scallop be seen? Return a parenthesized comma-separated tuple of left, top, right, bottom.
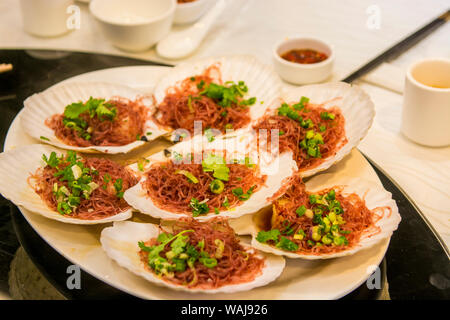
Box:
(252, 82, 375, 178)
(152, 55, 282, 136)
(100, 220, 286, 293)
(21, 82, 168, 154)
(0, 144, 135, 224)
(124, 133, 298, 221)
(230, 173, 401, 259)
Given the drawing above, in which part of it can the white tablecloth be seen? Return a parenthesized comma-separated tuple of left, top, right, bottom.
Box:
(1, 0, 449, 299)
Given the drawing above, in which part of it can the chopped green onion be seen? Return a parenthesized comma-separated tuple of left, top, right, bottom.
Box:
(175, 170, 199, 184)
(210, 179, 225, 194)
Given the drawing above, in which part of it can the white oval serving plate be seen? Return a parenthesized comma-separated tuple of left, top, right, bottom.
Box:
(4, 65, 391, 300)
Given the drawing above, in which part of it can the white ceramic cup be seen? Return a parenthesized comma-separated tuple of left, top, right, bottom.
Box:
(20, 0, 74, 37)
(401, 58, 450, 147)
(89, 0, 176, 52)
(273, 36, 334, 85)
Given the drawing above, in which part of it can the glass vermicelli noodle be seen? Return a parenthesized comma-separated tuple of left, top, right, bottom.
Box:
(46, 97, 148, 147)
(139, 218, 265, 289)
(29, 157, 138, 220)
(253, 103, 347, 171)
(154, 64, 252, 134)
(259, 175, 389, 255)
(143, 155, 267, 215)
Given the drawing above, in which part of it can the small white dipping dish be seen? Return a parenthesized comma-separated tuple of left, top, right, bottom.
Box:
(174, 0, 212, 25)
(89, 0, 176, 52)
(273, 36, 334, 85)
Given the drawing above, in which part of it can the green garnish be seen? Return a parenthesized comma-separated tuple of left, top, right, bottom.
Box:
(102, 173, 111, 189)
(199, 256, 218, 268)
(40, 136, 50, 141)
(197, 80, 205, 90)
(277, 103, 301, 121)
(232, 186, 255, 201)
(189, 198, 209, 217)
(299, 130, 324, 158)
(113, 178, 124, 198)
(291, 96, 309, 110)
(320, 111, 335, 120)
(244, 156, 255, 168)
(139, 229, 194, 276)
(295, 205, 306, 217)
(62, 97, 117, 141)
(175, 170, 199, 184)
(276, 237, 299, 251)
(202, 154, 229, 181)
(224, 123, 233, 130)
(210, 179, 225, 194)
(137, 158, 150, 172)
(256, 229, 281, 243)
(199, 81, 255, 108)
(222, 196, 230, 209)
(187, 95, 194, 113)
(157, 232, 173, 243)
(43, 150, 103, 215)
(281, 221, 294, 236)
(42, 152, 60, 168)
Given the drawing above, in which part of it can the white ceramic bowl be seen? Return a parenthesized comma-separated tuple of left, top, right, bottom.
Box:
(273, 36, 334, 85)
(89, 0, 176, 52)
(174, 0, 212, 25)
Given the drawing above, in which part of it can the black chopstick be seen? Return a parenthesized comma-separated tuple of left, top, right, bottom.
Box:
(342, 9, 449, 84)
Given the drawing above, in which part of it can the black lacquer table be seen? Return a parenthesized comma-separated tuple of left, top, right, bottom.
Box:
(0, 50, 448, 300)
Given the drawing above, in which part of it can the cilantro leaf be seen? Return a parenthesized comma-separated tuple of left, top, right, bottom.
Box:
(64, 102, 89, 119)
(138, 241, 152, 252)
(157, 232, 172, 243)
(256, 229, 281, 243)
(232, 186, 255, 201)
(202, 154, 230, 181)
(276, 237, 299, 251)
(189, 198, 210, 217)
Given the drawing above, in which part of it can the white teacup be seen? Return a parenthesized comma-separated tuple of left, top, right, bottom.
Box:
(20, 0, 74, 37)
(401, 58, 450, 147)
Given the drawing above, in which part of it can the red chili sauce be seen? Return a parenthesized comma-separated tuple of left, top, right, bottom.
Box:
(281, 49, 328, 64)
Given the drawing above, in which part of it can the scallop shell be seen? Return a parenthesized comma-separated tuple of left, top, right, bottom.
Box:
(100, 221, 286, 293)
(21, 82, 168, 154)
(230, 173, 401, 259)
(153, 55, 282, 129)
(0, 144, 132, 224)
(124, 133, 298, 221)
(282, 82, 375, 177)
